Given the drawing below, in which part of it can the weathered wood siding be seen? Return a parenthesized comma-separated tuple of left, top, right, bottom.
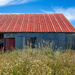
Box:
(65, 33, 75, 50)
(4, 33, 65, 50)
(4, 32, 75, 50)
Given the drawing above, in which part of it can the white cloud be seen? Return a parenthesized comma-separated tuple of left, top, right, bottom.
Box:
(41, 7, 75, 21)
(0, 0, 35, 6)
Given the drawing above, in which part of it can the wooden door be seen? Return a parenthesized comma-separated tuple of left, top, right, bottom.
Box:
(5, 38, 15, 51)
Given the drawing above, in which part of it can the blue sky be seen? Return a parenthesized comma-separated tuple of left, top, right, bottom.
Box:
(0, 0, 75, 27)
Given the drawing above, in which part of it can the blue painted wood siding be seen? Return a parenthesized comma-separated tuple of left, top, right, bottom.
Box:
(16, 33, 66, 50)
(4, 32, 75, 50)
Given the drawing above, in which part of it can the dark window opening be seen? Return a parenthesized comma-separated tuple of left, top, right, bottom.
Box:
(30, 37, 36, 48)
(25, 37, 37, 48)
(0, 34, 4, 53)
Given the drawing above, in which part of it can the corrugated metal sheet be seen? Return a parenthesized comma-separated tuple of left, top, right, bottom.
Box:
(0, 13, 75, 32)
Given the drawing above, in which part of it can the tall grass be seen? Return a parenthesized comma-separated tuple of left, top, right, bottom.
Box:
(0, 48, 75, 75)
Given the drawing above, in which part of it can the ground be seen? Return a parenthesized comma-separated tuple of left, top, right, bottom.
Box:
(0, 48, 75, 75)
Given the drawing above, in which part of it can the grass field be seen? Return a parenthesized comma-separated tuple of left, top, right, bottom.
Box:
(0, 48, 75, 75)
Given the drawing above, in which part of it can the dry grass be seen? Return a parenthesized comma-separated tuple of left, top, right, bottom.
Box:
(0, 48, 75, 75)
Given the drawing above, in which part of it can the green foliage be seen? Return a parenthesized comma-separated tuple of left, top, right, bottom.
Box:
(0, 48, 75, 75)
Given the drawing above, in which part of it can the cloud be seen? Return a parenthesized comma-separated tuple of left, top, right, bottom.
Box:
(41, 7, 75, 21)
(0, 0, 35, 6)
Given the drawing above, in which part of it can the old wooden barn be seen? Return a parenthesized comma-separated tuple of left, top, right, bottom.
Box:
(0, 13, 75, 52)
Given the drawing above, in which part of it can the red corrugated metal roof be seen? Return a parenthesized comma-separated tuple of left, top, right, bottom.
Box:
(0, 13, 75, 32)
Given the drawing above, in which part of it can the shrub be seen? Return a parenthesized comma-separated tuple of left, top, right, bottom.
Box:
(0, 48, 75, 75)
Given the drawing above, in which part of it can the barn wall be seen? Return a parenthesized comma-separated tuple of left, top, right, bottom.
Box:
(4, 33, 16, 51)
(4, 32, 75, 50)
(4, 33, 15, 38)
(65, 33, 75, 50)
(14, 33, 66, 50)
(4, 33, 23, 50)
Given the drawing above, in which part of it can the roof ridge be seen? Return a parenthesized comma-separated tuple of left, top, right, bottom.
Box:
(0, 13, 63, 15)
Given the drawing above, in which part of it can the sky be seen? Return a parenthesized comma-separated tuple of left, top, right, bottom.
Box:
(0, 0, 75, 28)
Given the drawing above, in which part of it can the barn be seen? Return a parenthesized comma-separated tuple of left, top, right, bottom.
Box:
(0, 13, 75, 52)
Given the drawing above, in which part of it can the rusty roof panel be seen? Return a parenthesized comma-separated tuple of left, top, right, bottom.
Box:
(59, 14, 75, 32)
(0, 13, 74, 32)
